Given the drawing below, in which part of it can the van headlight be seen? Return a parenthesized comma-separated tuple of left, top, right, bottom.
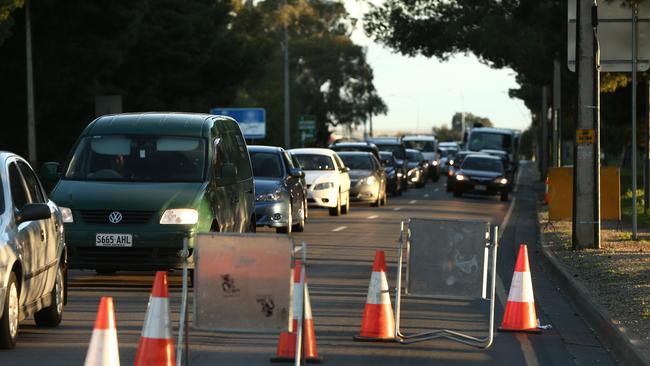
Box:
(495, 177, 508, 185)
(160, 209, 199, 225)
(313, 182, 334, 190)
(60, 207, 73, 223)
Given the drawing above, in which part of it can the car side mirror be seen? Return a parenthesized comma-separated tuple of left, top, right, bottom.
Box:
(341, 166, 350, 173)
(16, 203, 51, 224)
(219, 163, 238, 185)
(289, 168, 304, 178)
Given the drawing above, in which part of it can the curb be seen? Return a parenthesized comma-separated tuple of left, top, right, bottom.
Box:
(537, 235, 650, 366)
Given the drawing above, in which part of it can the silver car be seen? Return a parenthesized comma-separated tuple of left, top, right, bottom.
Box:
(0, 152, 66, 349)
(249, 146, 307, 234)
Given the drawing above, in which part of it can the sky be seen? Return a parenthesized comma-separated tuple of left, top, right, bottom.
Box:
(342, 0, 532, 136)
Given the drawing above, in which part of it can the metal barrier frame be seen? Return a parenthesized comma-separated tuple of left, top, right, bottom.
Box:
(394, 220, 499, 349)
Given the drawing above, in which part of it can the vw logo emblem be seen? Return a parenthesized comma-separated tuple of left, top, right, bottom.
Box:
(108, 211, 123, 224)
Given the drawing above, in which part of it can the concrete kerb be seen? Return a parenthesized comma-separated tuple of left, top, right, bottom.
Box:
(535, 208, 650, 366)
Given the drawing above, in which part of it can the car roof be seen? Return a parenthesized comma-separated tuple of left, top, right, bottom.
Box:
(288, 148, 337, 156)
(330, 141, 376, 148)
(248, 145, 283, 153)
(402, 135, 436, 141)
(336, 151, 373, 157)
(368, 138, 402, 144)
(405, 148, 421, 153)
(87, 112, 231, 137)
(464, 153, 502, 161)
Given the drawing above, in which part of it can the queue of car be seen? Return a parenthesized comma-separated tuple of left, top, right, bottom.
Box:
(0, 112, 518, 350)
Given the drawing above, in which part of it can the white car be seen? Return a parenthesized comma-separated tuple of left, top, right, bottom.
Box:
(289, 148, 351, 216)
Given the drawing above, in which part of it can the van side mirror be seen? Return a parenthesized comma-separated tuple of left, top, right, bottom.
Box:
(39, 162, 62, 193)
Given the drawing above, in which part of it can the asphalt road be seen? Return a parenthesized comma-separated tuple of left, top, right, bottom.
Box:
(1, 162, 619, 365)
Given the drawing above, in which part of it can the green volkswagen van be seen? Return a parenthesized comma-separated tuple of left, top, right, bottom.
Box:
(48, 113, 255, 273)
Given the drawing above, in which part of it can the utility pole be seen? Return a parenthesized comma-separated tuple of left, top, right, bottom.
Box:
(282, 1, 291, 149)
(541, 86, 549, 181)
(631, 3, 639, 239)
(645, 77, 650, 213)
(572, 0, 600, 249)
(26, 0, 37, 163)
(553, 59, 561, 167)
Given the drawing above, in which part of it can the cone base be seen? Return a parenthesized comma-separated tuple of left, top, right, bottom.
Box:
(497, 326, 542, 334)
(353, 334, 398, 342)
(270, 356, 323, 363)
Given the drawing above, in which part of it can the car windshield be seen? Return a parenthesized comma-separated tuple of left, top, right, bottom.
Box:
(379, 152, 395, 164)
(468, 132, 512, 153)
(404, 140, 435, 152)
(250, 152, 283, 178)
(375, 144, 405, 159)
(340, 154, 373, 170)
(462, 157, 504, 173)
(64, 135, 206, 182)
(293, 154, 335, 170)
(406, 151, 422, 161)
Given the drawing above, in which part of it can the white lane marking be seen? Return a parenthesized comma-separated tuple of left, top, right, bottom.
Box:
(423, 194, 430, 198)
(434, 188, 440, 192)
(409, 200, 417, 204)
(368, 215, 379, 219)
(332, 226, 347, 232)
(393, 207, 401, 211)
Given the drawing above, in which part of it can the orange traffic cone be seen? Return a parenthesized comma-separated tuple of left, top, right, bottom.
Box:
(354, 250, 396, 342)
(271, 260, 321, 363)
(134, 271, 176, 366)
(499, 244, 542, 333)
(84, 297, 120, 366)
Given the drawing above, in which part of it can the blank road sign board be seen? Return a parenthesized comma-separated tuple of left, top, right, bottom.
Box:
(210, 107, 266, 139)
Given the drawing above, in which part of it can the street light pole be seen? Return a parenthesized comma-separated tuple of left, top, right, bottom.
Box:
(283, 1, 291, 149)
(26, 0, 37, 163)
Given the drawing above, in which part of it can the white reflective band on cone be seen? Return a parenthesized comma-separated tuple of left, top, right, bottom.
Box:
(141, 297, 172, 339)
(365, 271, 391, 305)
(507, 271, 535, 303)
(84, 329, 120, 366)
(292, 282, 304, 320)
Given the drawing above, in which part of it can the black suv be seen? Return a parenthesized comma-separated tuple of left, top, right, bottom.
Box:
(367, 138, 409, 190)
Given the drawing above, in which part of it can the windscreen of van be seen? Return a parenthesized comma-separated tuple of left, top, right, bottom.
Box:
(64, 135, 206, 182)
(468, 132, 512, 153)
(404, 140, 435, 152)
(375, 144, 405, 160)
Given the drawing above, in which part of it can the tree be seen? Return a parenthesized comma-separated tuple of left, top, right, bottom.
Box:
(450, 112, 492, 131)
(433, 123, 460, 142)
(0, 0, 23, 46)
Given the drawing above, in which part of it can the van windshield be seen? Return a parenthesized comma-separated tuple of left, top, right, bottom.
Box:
(468, 132, 512, 153)
(404, 140, 435, 152)
(64, 135, 206, 182)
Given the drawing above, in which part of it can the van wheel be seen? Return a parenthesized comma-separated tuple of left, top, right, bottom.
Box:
(500, 192, 509, 202)
(453, 190, 461, 197)
(329, 193, 341, 216)
(0, 272, 19, 349)
(35, 264, 64, 327)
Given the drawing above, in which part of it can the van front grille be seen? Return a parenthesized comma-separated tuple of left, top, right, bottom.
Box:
(80, 210, 155, 224)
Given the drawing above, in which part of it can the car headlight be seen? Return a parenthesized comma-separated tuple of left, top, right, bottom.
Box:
(432, 160, 439, 166)
(60, 207, 73, 223)
(160, 209, 199, 225)
(256, 191, 282, 202)
(456, 174, 465, 181)
(313, 182, 334, 190)
(495, 177, 508, 185)
(363, 176, 377, 185)
(448, 159, 455, 166)
(396, 172, 403, 178)
(407, 168, 419, 177)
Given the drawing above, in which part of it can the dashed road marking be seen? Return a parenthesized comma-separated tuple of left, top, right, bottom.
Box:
(368, 215, 379, 219)
(409, 200, 417, 204)
(434, 188, 440, 192)
(393, 207, 401, 211)
(332, 226, 347, 232)
(424, 194, 430, 198)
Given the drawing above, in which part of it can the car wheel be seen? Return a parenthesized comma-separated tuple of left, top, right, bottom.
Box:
(341, 191, 350, 214)
(500, 192, 509, 202)
(381, 189, 388, 206)
(329, 192, 341, 216)
(453, 190, 461, 197)
(35, 264, 65, 327)
(277, 205, 292, 234)
(303, 197, 309, 220)
(292, 201, 305, 232)
(0, 272, 19, 349)
(371, 189, 380, 207)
